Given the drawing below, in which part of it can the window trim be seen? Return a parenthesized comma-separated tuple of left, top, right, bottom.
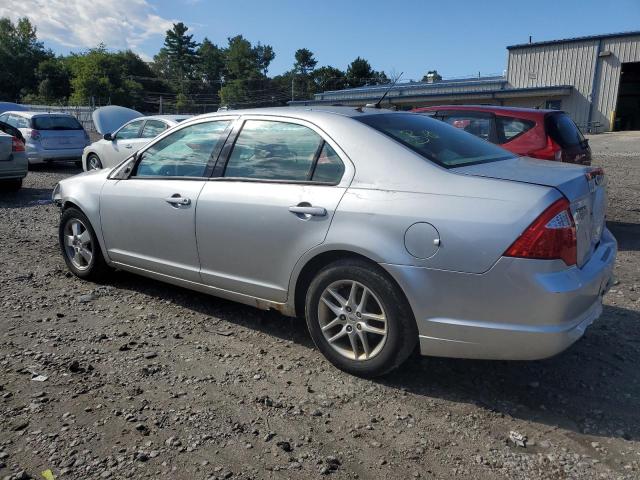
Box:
(123, 117, 237, 181)
(216, 116, 348, 186)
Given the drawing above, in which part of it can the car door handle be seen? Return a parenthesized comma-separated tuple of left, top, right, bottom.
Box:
(165, 195, 191, 206)
(124, 144, 133, 149)
(288, 205, 327, 216)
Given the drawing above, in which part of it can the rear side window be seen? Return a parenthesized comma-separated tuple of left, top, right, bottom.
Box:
(33, 116, 82, 130)
(495, 116, 535, 144)
(441, 113, 493, 141)
(545, 113, 585, 148)
(224, 120, 344, 183)
(357, 113, 514, 168)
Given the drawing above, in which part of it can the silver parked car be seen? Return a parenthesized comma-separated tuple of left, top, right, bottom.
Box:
(0, 121, 27, 190)
(52, 107, 616, 377)
(82, 106, 191, 171)
(0, 111, 90, 165)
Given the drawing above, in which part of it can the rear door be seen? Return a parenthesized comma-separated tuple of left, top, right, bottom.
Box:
(100, 119, 233, 281)
(195, 116, 353, 302)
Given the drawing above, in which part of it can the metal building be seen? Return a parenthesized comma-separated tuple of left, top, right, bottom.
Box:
(291, 31, 640, 132)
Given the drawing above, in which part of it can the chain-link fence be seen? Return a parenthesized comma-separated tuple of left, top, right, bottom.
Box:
(21, 104, 97, 133)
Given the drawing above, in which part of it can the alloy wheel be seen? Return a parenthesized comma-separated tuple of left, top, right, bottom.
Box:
(63, 219, 93, 271)
(318, 280, 388, 361)
(87, 156, 101, 170)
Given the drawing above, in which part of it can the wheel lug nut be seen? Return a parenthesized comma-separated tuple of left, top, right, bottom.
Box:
(356, 323, 362, 330)
(346, 325, 353, 332)
(339, 314, 346, 320)
(346, 307, 352, 312)
(356, 312, 361, 318)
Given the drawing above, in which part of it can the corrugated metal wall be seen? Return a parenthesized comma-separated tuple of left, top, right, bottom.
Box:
(507, 35, 640, 131)
(507, 41, 598, 127)
(594, 35, 640, 129)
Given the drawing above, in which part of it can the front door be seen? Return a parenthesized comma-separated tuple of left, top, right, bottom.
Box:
(100, 119, 232, 281)
(196, 118, 352, 302)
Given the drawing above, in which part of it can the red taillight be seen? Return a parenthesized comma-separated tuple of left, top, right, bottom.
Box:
(12, 136, 25, 152)
(504, 198, 577, 266)
(529, 136, 562, 161)
(30, 129, 41, 140)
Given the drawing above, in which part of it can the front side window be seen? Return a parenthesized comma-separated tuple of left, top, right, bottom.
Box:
(116, 120, 144, 140)
(134, 120, 230, 178)
(141, 120, 167, 139)
(224, 120, 344, 183)
(357, 113, 514, 168)
(496, 116, 535, 144)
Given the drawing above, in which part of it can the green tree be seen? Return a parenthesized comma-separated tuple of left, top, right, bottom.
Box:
(197, 38, 226, 91)
(293, 48, 317, 75)
(66, 45, 147, 107)
(225, 35, 260, 80)
(346, 57, 375, 88)
(421, 70, 442, 82)
(219, 79, 249, 107)
(312, 66, 346, 92)
(0, 17, 51, 101)
(254, 43, 275, 76)
(35, 57, 71, 101)
(154, 22, 199, 94)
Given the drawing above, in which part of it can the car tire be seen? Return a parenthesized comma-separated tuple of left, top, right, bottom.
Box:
(59, 207, 110, 281)
(0, 178, 23, 191)
(305, 258, 418, 377)
(86, 154, 103, 171)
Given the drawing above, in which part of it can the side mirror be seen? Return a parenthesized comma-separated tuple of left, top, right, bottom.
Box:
(103, 133, 113, 141)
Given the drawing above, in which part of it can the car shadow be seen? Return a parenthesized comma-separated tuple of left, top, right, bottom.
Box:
(106, 270, 640, 443)
(607, 220, 640, 252)
(28, 162, 82, 175)
(0, 186, 55, 208)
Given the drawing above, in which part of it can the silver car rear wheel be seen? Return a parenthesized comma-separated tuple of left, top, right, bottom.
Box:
(319, 280, 388, 361)
(63, 219, 94, 271)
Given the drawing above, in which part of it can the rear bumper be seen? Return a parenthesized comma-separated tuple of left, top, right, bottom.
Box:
(0, 154, 28, 179)
(26, 145, 85, 163)
(382, 228, 617, 360)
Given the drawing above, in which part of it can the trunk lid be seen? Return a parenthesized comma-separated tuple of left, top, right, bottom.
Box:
(457, 157, 606, 268)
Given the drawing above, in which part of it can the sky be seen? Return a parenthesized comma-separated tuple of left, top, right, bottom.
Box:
(1, 0, 640, 81)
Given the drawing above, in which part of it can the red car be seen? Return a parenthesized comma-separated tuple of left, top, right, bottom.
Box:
(413, 105, 591, 165)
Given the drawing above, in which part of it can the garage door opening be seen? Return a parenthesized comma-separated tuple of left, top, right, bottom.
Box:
(614, 62, 640, 131)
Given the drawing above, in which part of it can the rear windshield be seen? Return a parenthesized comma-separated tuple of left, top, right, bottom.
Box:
(32, 116, 83, 130)
(545, 113, 585, 148)
(356, 113, 514, 168)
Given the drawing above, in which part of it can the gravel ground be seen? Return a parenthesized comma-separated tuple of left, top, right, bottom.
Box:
(0, 133, 638, 480)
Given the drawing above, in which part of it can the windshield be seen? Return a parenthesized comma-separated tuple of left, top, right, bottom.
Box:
(33, 115, 83, 130)
(357, 113, 515, 168)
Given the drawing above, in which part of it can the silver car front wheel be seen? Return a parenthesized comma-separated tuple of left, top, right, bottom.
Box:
(59, 208, 110, 280)
(86, 154, 103, 171)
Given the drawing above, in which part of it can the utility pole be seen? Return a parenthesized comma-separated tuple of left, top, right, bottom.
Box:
(291, 75, 295, 102)
(159, 96, 163, 114)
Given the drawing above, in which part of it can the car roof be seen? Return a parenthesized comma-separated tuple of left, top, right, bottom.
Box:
(414, 105, 561, 117)
(140, 115, 192, 124)
(1, 111, 76, 118)
(186, 106, 396, 123)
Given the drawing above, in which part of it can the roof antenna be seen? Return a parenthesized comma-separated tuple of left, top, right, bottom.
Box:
(365, 72, 403, 109)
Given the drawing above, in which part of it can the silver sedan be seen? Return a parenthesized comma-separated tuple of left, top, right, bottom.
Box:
(52, 107, 616, 377)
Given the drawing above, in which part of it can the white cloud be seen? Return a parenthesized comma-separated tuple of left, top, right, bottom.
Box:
(0, 0, 174, 53)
